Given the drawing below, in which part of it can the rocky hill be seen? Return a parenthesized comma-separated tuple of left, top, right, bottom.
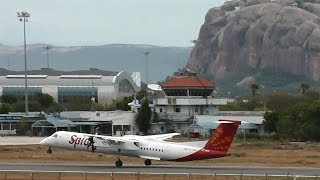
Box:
(186, 0, 320, 94)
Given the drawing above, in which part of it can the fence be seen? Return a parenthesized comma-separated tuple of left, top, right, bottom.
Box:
(0, 170, 318, 180)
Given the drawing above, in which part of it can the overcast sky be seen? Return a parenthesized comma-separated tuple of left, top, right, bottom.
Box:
(1, 0, 226, 47)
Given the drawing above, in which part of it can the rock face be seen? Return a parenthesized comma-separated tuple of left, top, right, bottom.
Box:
(187, 0, 320, 82)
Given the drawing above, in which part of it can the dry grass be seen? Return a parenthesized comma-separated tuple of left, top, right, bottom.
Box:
(0, 140, 319, 168)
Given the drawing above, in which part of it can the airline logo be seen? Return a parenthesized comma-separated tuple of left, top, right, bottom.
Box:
(204, 121, 240, 151)
(210, 127, 231, 151)
(69, 135, 90, 146)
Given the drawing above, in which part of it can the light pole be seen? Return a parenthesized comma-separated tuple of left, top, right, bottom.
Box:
(241, 129, 246, 146)
(7, 56, 10, 70)
(142, 51, 150, 85)
(17, 11, 30, 116)
(43, 45, 51, 68)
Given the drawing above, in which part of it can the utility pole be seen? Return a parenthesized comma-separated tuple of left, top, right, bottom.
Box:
(7, 56, 10, 70)
(142, 51, 150, 85)
(17, 11, 30, 116)
(43, 45, 51, 68)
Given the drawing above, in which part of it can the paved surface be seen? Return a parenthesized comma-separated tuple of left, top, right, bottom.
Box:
(0, 163, 319, 176)
(0, 138, 319, 177)
(0, 136, 44, 145)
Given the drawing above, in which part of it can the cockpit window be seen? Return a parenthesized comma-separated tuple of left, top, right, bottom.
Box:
(52, 133, 58, 138)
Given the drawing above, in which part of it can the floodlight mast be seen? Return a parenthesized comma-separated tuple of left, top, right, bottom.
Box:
(142, 51, 150, 85)
(43, 45, 51, 68)
(17, 11, 30, 116)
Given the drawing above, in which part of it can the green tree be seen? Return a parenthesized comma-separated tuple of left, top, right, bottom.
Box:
(13, 101, 26, 112)
(295, 0, 304, 8)
(35, 93, 55, 110)
(46, 102, 63, 113)
(299, 83, 310, 95)
(263, 111, 279, 133)
(29, 101, 42, 112)
(136, 90, 147, 100)
(0, 94, 17, 104)
(250, 83, 259, 96)
(135, 98, 152, 134)
(0, 103, 13, 114)
(304, 90, 320, 100)
(265, 92, 299, 111)
(94, 103, 105, 111)
(279, 102, 310, 141)
(220, 102, 239, 111)
(16, 121, 31, 135)
(303, 101, 320, 141)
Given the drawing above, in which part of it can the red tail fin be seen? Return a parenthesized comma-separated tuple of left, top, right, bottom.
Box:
(203, 120, 241, 152)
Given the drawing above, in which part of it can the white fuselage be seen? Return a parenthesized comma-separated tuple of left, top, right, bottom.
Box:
(41, 131, 206, 161)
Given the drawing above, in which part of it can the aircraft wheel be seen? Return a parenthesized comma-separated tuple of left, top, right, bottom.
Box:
(47, 149, 52, 154)
(144, 159, 151, 166)
(115, 160, 123, 167)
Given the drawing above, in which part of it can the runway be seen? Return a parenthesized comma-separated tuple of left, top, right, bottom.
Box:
(0, 163, 319, 176)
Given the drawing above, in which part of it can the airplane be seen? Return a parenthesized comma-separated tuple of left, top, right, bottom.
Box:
(40, 120, 241, 167)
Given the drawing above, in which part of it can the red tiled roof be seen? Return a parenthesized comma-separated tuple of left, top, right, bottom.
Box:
(161, 76, 214, 88)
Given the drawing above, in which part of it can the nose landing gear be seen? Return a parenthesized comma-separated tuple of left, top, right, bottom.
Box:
(47, 147, 52, 154)
(115, 149, 123, 167)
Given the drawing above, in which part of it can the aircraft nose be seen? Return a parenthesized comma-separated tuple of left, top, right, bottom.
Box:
(40, 137, 48, 145)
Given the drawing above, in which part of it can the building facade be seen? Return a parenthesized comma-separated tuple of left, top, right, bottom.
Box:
(0, 68, 141, 104)
(130, 75, 232, 134)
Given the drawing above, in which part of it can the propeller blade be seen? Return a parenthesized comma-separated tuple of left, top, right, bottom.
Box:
(87, 136, 95, 152)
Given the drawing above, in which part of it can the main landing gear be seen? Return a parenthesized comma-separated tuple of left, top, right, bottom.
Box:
(115, 159, 123, 167)
(115, 149, 123, 167)
(47, 147, 52, 154)
(144, 159, 152, 166)
(113, 149, 152, 167)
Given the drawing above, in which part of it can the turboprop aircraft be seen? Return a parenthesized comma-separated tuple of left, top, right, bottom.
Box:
(40, 120, 240, 167)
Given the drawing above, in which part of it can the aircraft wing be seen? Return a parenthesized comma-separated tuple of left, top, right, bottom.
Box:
(85, 135, 140, 150)
(141, 133, 180, 141)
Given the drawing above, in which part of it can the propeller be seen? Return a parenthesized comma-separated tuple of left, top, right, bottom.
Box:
(87, 136, 95, 152)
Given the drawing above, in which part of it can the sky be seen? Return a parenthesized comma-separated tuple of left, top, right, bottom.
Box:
(1, 0, 226, 47)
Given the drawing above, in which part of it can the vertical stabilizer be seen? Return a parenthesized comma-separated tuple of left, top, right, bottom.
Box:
(203, 120, 241, 152)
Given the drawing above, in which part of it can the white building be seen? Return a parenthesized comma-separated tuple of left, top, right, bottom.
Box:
(193, 111, 265, 137)
(30, 111, 138, 136)
(0, 68, 141, 104)
(130, 75, 232, 134)
(0, 113, 45, 135)
(59, 111, 138, 136)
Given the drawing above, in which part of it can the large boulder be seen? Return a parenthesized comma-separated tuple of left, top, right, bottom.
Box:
(187, 0, 320, 82)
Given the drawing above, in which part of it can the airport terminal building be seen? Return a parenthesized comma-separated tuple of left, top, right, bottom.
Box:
(0, 68, 141, 104)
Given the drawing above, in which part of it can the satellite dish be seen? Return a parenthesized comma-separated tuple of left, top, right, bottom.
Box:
(147, 84, 162, 91)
